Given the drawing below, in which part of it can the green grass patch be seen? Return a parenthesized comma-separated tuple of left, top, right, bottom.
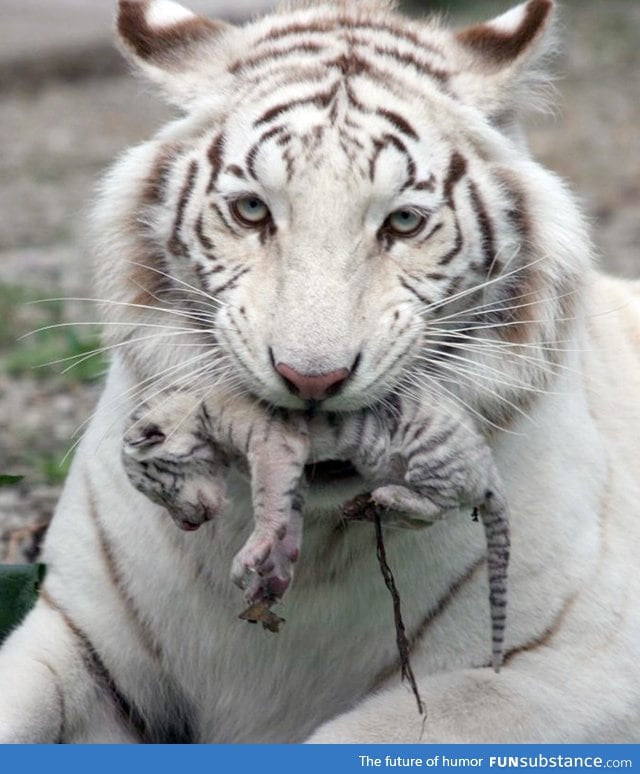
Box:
(0, 283, 105, 383)
(33, 453, 74, 486)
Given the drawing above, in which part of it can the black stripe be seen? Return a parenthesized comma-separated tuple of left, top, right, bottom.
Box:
(210, 202, 239, 235)
(210, 266, 251, 298)
(206, 134, 225, 194)
(41, 590, 151, 742)
(85, 475, 163, 662)
(225, 164, 246, 179)
(143, 144, 180, 206)
(468, 180, 496, 271)
(254, 83, 338, 127)
(195, 212, 215, 251)
(168, 160, 199, 258)
(438, 213, 463, 266)
(372, 45, 449, 83)
(369, 133, 416, 186)
(414, 175, 436, 191)
(229, 42, 324, 75)
(399, 276, 433, 306)
(443, 151, 467, 205)
(256, 19, 442, 56)
(419, 222, 443, 246)
(376, 108, 418, 140)
(246, 125, 287, 180)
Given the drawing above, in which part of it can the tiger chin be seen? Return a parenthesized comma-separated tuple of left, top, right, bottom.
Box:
(1, 0, 639, 744)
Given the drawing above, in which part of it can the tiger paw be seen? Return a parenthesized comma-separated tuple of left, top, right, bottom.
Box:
(122, 395, 228, 531)
(230, 523, 301, 605)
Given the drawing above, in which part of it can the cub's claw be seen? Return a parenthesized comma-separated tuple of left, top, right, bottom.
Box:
(238, 602, 285, 633)
(231, 522, 301, 605)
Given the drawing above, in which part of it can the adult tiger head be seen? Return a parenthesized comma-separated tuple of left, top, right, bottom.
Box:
(95, 0, 589, 424)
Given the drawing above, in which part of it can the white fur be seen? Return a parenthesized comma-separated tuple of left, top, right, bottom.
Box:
(146, 0, 195, 27)
(1, 0, 639, 743)
(489, 3, 533, 35)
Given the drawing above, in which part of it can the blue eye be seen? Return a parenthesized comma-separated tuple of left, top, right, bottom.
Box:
(231, 196, 270, 226)
(386, 208, 425, 236)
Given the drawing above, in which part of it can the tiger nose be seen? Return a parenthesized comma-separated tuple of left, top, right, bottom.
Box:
(275, 362, 351, 401)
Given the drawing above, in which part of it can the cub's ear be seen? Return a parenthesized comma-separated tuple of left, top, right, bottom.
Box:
(116, 0, 234, 103)
(452, 0, 556, 123)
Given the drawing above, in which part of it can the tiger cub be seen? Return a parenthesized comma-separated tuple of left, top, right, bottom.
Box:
(123, 391, 510, 670)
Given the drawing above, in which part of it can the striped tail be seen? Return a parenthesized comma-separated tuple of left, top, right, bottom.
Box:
(478, 485, 510, 672)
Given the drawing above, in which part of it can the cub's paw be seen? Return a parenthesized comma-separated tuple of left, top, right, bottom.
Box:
(342, 488, 449, 530)
(231, 521, 301, 605)
(122, 395, 228, 531)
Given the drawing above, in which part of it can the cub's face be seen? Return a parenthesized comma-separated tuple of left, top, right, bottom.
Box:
(104, 0, 580, 421)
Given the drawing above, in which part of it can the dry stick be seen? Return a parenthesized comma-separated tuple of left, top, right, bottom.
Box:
(240, 493, 424, 714)
(372, 506, 425, 716)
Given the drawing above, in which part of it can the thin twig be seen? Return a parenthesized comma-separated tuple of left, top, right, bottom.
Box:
(372, 505, 425, 716)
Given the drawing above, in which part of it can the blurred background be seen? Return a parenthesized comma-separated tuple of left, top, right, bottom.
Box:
(0, 0, 639, 561)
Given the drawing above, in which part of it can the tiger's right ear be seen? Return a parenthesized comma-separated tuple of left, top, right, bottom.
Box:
(116, 0, 234, 103)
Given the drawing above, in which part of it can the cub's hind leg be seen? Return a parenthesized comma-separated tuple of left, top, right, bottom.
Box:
(341, 400, 510, 669)
(0, 596, 136, 743)
(220, 408, 310, 606)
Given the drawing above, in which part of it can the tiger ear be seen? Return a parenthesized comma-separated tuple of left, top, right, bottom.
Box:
(453, 0, 556, 123)
(116, 0, 234, 103)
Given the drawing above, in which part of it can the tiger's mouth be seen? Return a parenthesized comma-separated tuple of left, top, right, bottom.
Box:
(304, 459, 360, 484)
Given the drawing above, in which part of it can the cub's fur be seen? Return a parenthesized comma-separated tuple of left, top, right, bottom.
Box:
(121, 389, 510, 669)
(1, 0, 639, 743)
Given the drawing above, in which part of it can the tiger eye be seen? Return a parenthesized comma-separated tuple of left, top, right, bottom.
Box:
(386, 209, 425, 237)
(231, 196, 271, 227)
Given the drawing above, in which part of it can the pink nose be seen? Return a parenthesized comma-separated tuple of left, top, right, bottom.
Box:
(275, 362, 351, 401)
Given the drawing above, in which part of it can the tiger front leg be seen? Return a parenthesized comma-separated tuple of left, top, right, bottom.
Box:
(228, 413, 310, 606)
(122, 392, 228, 532)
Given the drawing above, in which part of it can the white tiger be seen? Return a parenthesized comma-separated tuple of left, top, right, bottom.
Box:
(1, 0, 639, 743)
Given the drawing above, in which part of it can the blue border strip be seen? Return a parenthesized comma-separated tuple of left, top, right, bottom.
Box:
(0, 744, 638, 774)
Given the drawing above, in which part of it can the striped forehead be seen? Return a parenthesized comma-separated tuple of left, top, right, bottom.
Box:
(215, 106, 446, 206)
(229, 5, 450, 91)
(201, 6, 457, 200)
(216, 75, 448, 195)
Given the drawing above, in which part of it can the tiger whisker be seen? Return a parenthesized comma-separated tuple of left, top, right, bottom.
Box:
(36, 330, 208, 373)
(421, 326, 584, 354)
(160, 367, 248, 444)
(413, 353, 549, 411)
(25, 297, 217, 327)
(125, 260, 226, 311)
(400, 368, 526, 436)
(417, 252, 552, 318)
(415, 347, 557, 396)
(95, 355, 237, 453)
(67, 348, 222, 444)
(420, 283, 580, 330)
(20, 320, 199, 341)
(421, 333, 585, 380)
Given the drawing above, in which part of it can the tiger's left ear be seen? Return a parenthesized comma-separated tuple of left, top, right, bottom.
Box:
(453, 0, 556, 122)
(116, 0, 235, 103)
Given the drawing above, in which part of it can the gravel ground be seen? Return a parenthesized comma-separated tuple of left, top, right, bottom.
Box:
(0, 0, 638, 561)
